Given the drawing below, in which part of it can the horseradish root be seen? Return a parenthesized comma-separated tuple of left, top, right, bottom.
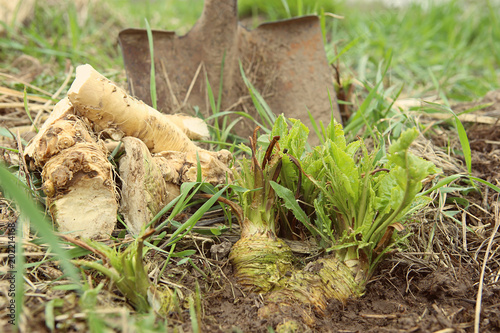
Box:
(24, 97, 94, 168)
(68, 64, 201, 153)
(24, 64, 232, 238)
(25, 98, 117, 239)
(119, 137, 172, 235)
(154, 149, 233, 186)
(67, 64, 232, 182)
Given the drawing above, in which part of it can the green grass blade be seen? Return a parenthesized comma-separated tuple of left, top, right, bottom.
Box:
(145, 19, 157, 110)
(0, 165, 81, 287)
(216, 51, 226, 114)
(189, 296, 200, 333)
(196, 152, 202, 183)
(166, 185, 228, 245)
(329, 37, 360, 65)
(418, 174, 462, 196)
(23, 87, 37, 133)
(469, 176, 500, 193)
(280, 0, 291, 18)
(13, 215, 26, 328)
(270, 181, 309, 224)
(238, 61, 275, 132)
(0, 127, 28, 146)
(452, 113, 472, 175)
(307, 109, 325, 145)
(425, 101, 472, 175)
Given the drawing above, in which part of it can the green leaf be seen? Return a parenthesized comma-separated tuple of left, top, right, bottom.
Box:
(177, 257, 190, 266)
(0, 127, 28, 146)
(166, 185, 229, 245)
(0, 164, 81, 287)
(284, 118, 309, 157)
(270, 181, 309, 225)
(387, 128, 419, 166)
(419, 175, 461, 196)
(326, 141, 359, 199)
(326, 119, 347, 148)
(374, 168, 402, 213)
(239, 61, 275, 131)
(170, 250, 196, 258)
(469, 176, 500, 193)
(52, 284, 82, 291)
(45, 298, 64, 331)
(210, 228, 222, 236)
(452, 112, 472, 175)
(271, 114, 289, 139)
(145, 19, 157, 110)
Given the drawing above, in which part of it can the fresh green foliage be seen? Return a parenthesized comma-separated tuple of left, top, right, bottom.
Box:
(161, 183, 230, 245)
(70, 179, 228, 314)
(14, 215, 26, 327)
(228, 134, 296, 292)
(0, 163, 82, 328)
(23, 86, 37, 132)
(328, 0, 500, 102)
(79, 282, 107, 333)
(198, 57, 276, 152)
(0, 128, 27, 148)
(0, 1, 121, 84)
(2, 0, 500, 329)
(238, 0, 340, 22)
(233, 133, 283, 234)
(202, 56, 248, 150)
(271, 114, 441, 278)
(2, 0, 497, 103)
(239, 62, 276, 133)
(342, 51, 409, 140)
(74, 235, 152, 313)
(44, 298, 64, 331)
(188, 283, 202, 333)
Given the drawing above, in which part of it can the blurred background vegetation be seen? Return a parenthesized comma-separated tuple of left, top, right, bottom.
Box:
(1, 0, 498, 103)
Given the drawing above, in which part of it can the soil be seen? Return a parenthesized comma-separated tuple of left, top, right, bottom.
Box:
(198, 262, 495, 333)
(197, 193, 500, 333)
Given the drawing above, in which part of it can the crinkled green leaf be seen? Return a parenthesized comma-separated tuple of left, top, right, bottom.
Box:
(279, 156, 299, 189)
(326, 140, 359, 199)
(313, 198, 333, 239)
(285, 118, 309, 158)
(346, 140, 362, 157)
(406, 153, 441, 183)
(388, 128, 419, 158)
(326, 119, 347, 149)
(271, 114, 289, 139)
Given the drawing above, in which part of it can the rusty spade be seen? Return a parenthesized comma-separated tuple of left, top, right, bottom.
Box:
(118, 0, 341, 143)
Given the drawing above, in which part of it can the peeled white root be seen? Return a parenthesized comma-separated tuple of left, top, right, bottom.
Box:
(25, 98, 118, 239)
(68, 64, 204, 153)
(119, 137, 231, 235)
(42, 143, 117, 239)
(119, 137, 173, 235)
